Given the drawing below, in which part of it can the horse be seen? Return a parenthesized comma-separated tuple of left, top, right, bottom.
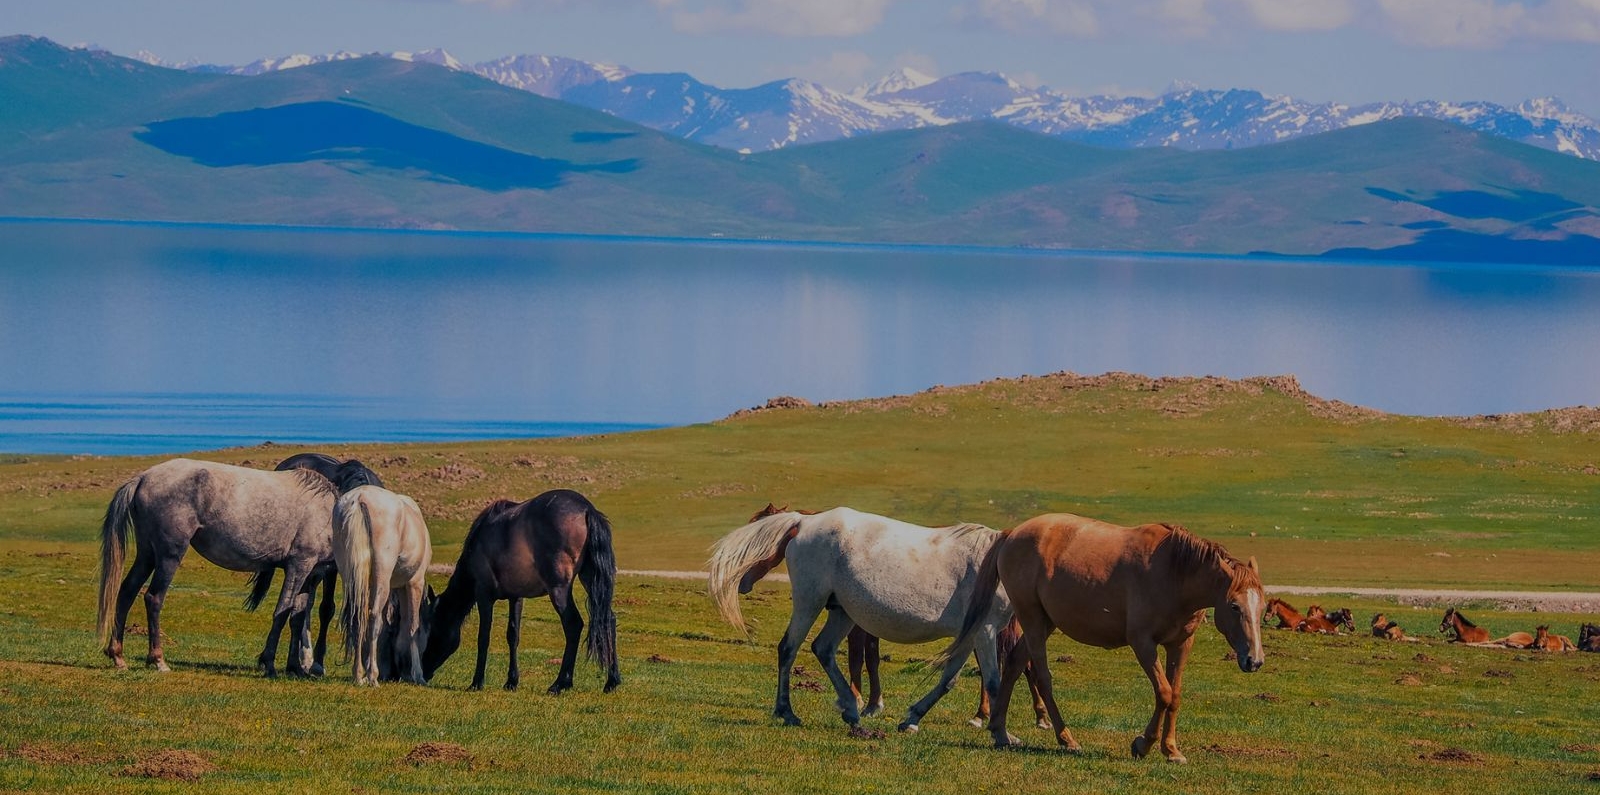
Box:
(1438, 608, 1533, 647)
(1529, 625, 1577, 652)
(1371, 613, 1407, 640)
(97, 458, 337, 676)
(942, 513, 1265, 763)
(333, 484, 434, 685)
(1580, 623, 1600, 652)
(1265, 598, 1314, 629)
(709, 507, 1015, 733)
(1297, 607, 1355, 634)
(272, 452, 387, 675)
(422, 490, 621, 693)
(745, 503, 1050, 729)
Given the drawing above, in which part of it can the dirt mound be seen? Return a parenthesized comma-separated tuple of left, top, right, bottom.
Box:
(117, 749, 216, 781)
(9, 742, 119, 765)
(401, 742, 474, 767)
(848, 726, 887, 740)
(1423, 747, 1482, 763)
(726, 395, 815, 419)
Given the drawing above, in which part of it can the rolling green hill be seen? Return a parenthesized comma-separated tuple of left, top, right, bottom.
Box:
(3, 35, 1600, 262)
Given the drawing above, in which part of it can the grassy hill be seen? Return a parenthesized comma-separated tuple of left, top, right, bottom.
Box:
(3, 36, 1600, 261)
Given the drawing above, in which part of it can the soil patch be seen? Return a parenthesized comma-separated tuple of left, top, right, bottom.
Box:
(8, 742, 119, 766)
(848, 726, 887, 740)
(401, 742, 474, 767)
(117, 749, 216, 781)
(1203, 744, 1297, 759)
(1423, 747, 1482, 764)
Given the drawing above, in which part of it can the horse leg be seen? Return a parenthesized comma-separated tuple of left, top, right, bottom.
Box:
(107, 548, 157, 669)
(863, 633, 883, 717)
(470, 595, 495, 691)
(1128, 638, 1183, 763)
(504, 597, 524, 692)
(773, 595, 826, 726)
(846, 627, 866, 711)
(1156, 636, 1195, 763)
(402, 581, 426, 685)
(260, 562, 312, 678)
(312, 569, 336, 677)
(141, 553, 185, 672)
(1025, 659, 1052, 730)
(363, 586, 392, 687)
(810, 607, 860, 726)
(548, 590, 584, 695)
(985, 630, 1028, 747)
(285, 567, 320, 677)
(1017, 609, 1077, 752)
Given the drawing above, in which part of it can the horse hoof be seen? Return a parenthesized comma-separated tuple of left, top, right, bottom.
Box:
(779, 715, 803, 727)
(967, 717, 986, 729)
(309, 663, 325, 678)
(152, 660, 171, 673)
(862, 704, 884, 718)
(1165, 753, 1189, 765)
(994, 733, 1021, 749)
(1131, 736, 1152, 759)
(897, 722, 920, 734)
(1037, 719, 1054, 731)
(1060, 742, 1083, 755)
(603, 678, 622, 693)
(467, 684, 483, 692)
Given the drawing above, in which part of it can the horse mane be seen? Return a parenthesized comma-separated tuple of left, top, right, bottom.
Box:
(942, 522, 996, 540)
(1160, 524, 1259, 587)
(1449, 608, 1479, 629)
(290, 467, 337, 497)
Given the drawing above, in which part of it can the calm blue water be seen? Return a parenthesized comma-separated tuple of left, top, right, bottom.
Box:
(3, 219, 1600, 455)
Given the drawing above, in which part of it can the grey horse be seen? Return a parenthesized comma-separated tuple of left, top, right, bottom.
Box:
(97, 458, 338, 676)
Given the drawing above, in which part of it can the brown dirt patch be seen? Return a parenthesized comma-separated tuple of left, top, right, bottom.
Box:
(401, 742, 474, 767)
(646, 653, 674, 664)
(848, 726, 887, 740)
(1423, 747, 1482, 764)
(8, 742, 119, 766)
(1394, 674, 1424, 686)
(793, 680, 824, 692)
(1483, 669, 1515, 679)
(1254, 692, 1281, 703)
(1202, 744, 1297, 759)
(117, 749, 216, 781)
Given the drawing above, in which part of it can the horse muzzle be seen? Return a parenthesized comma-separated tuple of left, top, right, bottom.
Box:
(1239, 655, 1264, 673)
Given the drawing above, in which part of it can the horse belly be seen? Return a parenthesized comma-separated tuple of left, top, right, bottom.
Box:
(190, 527, 281, 572)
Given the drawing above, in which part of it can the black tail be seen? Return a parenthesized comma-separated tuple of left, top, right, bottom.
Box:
(243, 568, 275, 611)
(577, 507, 619, 686)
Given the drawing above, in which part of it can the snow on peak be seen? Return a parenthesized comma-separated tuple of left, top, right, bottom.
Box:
(857, 66, 937, 97)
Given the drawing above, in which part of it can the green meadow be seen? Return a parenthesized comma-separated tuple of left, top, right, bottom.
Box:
(2, 372, 1598, 792)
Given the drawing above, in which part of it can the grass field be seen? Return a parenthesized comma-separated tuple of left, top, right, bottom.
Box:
(2, 372, 1598, 792)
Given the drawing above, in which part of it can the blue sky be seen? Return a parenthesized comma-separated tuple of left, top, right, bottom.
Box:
(11, 0, 1600, 115)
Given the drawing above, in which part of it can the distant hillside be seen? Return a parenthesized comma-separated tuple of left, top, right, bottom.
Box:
(3, 35, 1599, 263)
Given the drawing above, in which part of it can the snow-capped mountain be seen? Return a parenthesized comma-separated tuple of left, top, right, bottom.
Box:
(131, 47, 1600, 161)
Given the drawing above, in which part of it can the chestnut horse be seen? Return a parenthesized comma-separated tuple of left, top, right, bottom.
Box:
(1265, 598, 1307, 629)
(1529, 625, 1577, 652)
(746, 504, 1049, 729)
(1438, 607, 1532, 647)
(1297, 607, 1355, 634)
(1371, 613, 1407, 640)
(422, 490, 621, 693)
(944, 513, 1265, 763)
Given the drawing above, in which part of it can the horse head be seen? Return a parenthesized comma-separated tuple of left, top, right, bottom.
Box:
(1439, 608, 1459, 634)
(748, 503, 789, 522)
(1213, 556, 1266, 673)
(1581, 623, 1600, 650)
(1330, 608, 1356, 632)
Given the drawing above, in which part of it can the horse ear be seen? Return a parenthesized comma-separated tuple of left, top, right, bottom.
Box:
(1246, 556, 1259, 573)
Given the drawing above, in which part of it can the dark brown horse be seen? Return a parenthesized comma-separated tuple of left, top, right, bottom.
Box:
(945, 513, 1265, 762)
(1581, 623, 1600, 652)
(272, 452, 386, 676)
(422, 490, 621, 693)
(1439, 607, 1532, 647)
(747, 503, 1049, 729)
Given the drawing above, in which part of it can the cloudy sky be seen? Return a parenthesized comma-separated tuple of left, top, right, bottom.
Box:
(12, 0, 1600, 115)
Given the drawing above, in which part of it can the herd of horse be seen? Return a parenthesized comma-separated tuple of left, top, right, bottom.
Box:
(1263, 597, 1597, 653)
(93, 453, 1594, 762)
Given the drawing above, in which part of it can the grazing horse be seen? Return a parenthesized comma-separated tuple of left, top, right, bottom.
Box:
(273, 452, 386, 675)
(422, 490, 621, 693)
(1580, 623, 1600, 653)
(97, 459, 337, 676)
(943, 513, 1265, 763)
(1297, 607, 1355, 634)
(1529, 625, 1577, 652)
(1438, 608, 1533, 647)
(709, 508, 1014, 732)
(333, 485, 433, 685)
(745, 503, 1050, 729)
(1371, 613, 1407, 640)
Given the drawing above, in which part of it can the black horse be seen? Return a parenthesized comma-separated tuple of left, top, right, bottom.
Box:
(422, 489, 622, 694)
(272, 452, 385, 676)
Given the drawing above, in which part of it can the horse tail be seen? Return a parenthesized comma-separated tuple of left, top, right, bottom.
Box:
(243, 568, 275, 611)
(336, 492, 377, 667)
(577, 507, 618, 672)
(96, 477, 140, 645)
(706, 512, 803, 633)
(934, 530, 1009, 668)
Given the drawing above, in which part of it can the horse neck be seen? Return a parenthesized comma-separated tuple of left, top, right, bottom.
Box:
(1176, 560, 1237, 614)
(433, 572, 477, 631)
(1452, 611, 1477, 630)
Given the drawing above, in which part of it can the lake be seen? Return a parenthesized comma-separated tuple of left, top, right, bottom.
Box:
(3, 219, 1599, 455)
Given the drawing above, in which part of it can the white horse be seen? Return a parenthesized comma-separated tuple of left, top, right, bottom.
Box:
(708, 507, 1012, 732)
(333, 485, 433, 685)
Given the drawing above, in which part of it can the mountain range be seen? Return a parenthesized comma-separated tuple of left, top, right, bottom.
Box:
(127, 46, 1600, 161)
(4, 34, 1600, 265)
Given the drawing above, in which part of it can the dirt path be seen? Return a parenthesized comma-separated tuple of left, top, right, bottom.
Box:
(618, 570, 1600, 612)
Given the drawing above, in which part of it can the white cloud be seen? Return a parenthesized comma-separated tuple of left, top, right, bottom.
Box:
(1237, 0, 1353, 31)
(1147, 0, 1215, 36)
(1375, 0, 1524, 47)
(668, 0, 896, 36)
(960, 0, 1102, 37)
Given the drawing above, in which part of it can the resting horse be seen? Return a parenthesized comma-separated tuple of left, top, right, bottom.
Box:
(334, 484, 433, 685)
(422, 490, 621, 693)
(97, 459, 337, 676)
(1581, 623, 1600, 653)
(709, 507, 1014, 732)
(272, 452, 386, 675)
(943, 513, 1265, 763)
(746, 503, 1049, 729)
(1439, 607, 1533, 647)
(1371, 613, 1408, 640)
(1529, 625, 1577, 652)
(1298, 607, 1355, 634)
(1265, 598, 1311, 629)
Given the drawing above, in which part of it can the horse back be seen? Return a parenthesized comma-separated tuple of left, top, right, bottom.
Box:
(459, 490, 590, 599)
(134, 458, 336, 570)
